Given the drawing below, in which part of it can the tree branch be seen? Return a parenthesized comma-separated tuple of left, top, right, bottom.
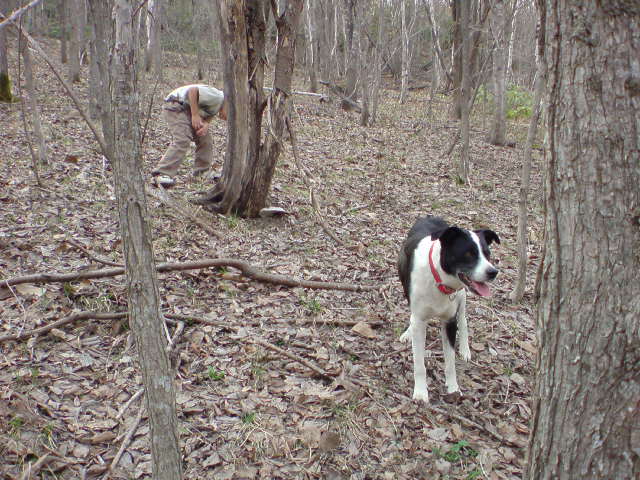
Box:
(1, 258, 379, 292)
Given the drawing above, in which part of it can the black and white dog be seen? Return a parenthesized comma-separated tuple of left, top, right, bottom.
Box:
(398, 216, 500, 403)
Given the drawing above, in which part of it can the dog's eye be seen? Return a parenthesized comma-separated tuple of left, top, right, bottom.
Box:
(464, 251, 474, 259)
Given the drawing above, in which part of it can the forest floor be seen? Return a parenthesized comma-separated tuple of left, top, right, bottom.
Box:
(0, 37, 544, 480)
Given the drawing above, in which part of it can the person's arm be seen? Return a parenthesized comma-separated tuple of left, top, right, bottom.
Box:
(187, 86, 207, 135)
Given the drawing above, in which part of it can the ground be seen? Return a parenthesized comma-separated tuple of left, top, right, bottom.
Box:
(0, 38, 543, 479)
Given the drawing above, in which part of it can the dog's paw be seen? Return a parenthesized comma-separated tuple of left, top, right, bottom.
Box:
(399, 329, 411, 343)
(412, 389, 430, 403)
(459, 344, 471, 362)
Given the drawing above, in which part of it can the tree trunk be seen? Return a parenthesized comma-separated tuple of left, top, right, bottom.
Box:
(67, 0, 82, 82)
(0, 0, 12, 102)
(198, 0, 303, 218)
(59, 0, 68, 64)
(304, 0, 318, 92)
(343, 0, 358, 100)
(19, 36, 48, 166)
(450, 0, 463, 119)
(487, 0, 511, 146)
(111, 1, 181, 478)
(458, 0, 471, 183)
(87, 0, 113, 123)
(145, 0, 163, 79)
(510, 47, 544, 304)
(526, 1, 640, 478)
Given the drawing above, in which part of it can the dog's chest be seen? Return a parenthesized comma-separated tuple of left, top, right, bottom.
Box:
(410, 277, 461, 320)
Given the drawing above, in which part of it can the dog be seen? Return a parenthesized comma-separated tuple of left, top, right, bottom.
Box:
(397, 216, 500, 403)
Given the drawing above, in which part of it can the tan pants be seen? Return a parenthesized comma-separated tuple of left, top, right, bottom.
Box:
(152, 105, 214, 177)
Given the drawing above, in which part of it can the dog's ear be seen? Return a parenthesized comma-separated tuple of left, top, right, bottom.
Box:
(475, 229, 500, 245)
(438, 226, 467, 246)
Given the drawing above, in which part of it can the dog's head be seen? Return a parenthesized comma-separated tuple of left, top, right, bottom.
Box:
(437, 227, 500, 297)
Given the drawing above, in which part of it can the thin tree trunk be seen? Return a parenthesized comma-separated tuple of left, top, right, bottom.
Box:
(527, 0, 640, 478)
(145, 0, 163, 79)
(458, 0, 471, 182)
(111, 1, 181, 478)
(0, 0, 12, 102)
(510, 58, 544, 304)
(19, 36, 48, 166)
(67, 0, 81, 82)
(59, 0, 68, 64)
(487, 0, 509, 146)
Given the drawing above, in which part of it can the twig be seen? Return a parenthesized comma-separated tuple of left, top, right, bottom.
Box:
(1, 258, 378, 292)
(0, 0, 44, 29)
(108, 402, 144, 476)
(166, 320, 185, 352)
(64, 238, 124, 267)
(18, 453, 51, 480)
(116, 388, 144, 421)
(0, 312, 128, 343)
(250, 337, 333, 381)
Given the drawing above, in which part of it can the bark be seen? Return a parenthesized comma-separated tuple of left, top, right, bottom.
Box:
(343, 0, 358, 99)
(111, 1, 181, 478)
(526, 1, 640, 478)
(450, 0, 463, 119)
(304, 0, 318, 92)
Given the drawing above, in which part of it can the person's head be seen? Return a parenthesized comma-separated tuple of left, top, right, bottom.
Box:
(218, 98, 228, 121)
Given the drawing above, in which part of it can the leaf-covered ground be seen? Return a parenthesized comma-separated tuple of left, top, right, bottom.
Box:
(0, 38, 544, 479)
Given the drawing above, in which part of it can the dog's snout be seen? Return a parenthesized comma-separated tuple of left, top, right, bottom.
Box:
(486, 268, 498, 280)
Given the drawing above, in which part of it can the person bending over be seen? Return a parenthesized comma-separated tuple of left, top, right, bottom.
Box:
(152, 84, 227, 188)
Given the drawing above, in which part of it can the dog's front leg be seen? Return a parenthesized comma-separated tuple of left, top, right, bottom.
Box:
(401, 316, 429, 403)
(441, 321, 460, 394)
(456, 293, 471, 362)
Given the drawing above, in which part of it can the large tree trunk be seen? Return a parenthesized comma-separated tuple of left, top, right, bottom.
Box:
(198, 0, 303, 218)
(67, 0, 82, 83)
(87, 0, 113, 123)
(526, 1, 640, 478)
(111, 1, 181, 478)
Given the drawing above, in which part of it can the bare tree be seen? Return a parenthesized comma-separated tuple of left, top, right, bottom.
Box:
(197, 0, 304, 218)
(526, 1, 640, 478)
(111, 1, 181, 478)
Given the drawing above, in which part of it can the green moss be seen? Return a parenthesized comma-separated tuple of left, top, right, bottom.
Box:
(0, 72, 13, 102)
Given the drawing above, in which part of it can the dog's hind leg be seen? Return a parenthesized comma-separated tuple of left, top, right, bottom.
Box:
(402, 315, 429, 403)
(442, 319, 460, 394)
(456, 293, 471, 362)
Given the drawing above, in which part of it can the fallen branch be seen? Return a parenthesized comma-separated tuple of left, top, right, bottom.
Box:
(64, 238, 123, 267)
(0, 311, 128, 342)
(1, 258, 378, 292)
(108, 402, 144, 477)
(0, 0, 44, 30)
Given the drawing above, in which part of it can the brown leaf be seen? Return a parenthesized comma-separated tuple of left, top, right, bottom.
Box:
(319, 431, 341, 452)
(351, 321, 376, 339)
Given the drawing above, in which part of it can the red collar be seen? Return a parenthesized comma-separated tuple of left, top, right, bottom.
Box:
(429, 241, 457, 295)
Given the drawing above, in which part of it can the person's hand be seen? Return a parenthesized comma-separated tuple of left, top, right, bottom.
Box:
(195, 120, 210, 137)
(191, 114, 205, 134)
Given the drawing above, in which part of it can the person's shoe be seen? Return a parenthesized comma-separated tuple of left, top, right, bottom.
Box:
(193, 167, 211, 178)
(151, 174, 176, 188)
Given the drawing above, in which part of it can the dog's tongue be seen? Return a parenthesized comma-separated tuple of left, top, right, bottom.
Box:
(472, 281, 492, 297)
